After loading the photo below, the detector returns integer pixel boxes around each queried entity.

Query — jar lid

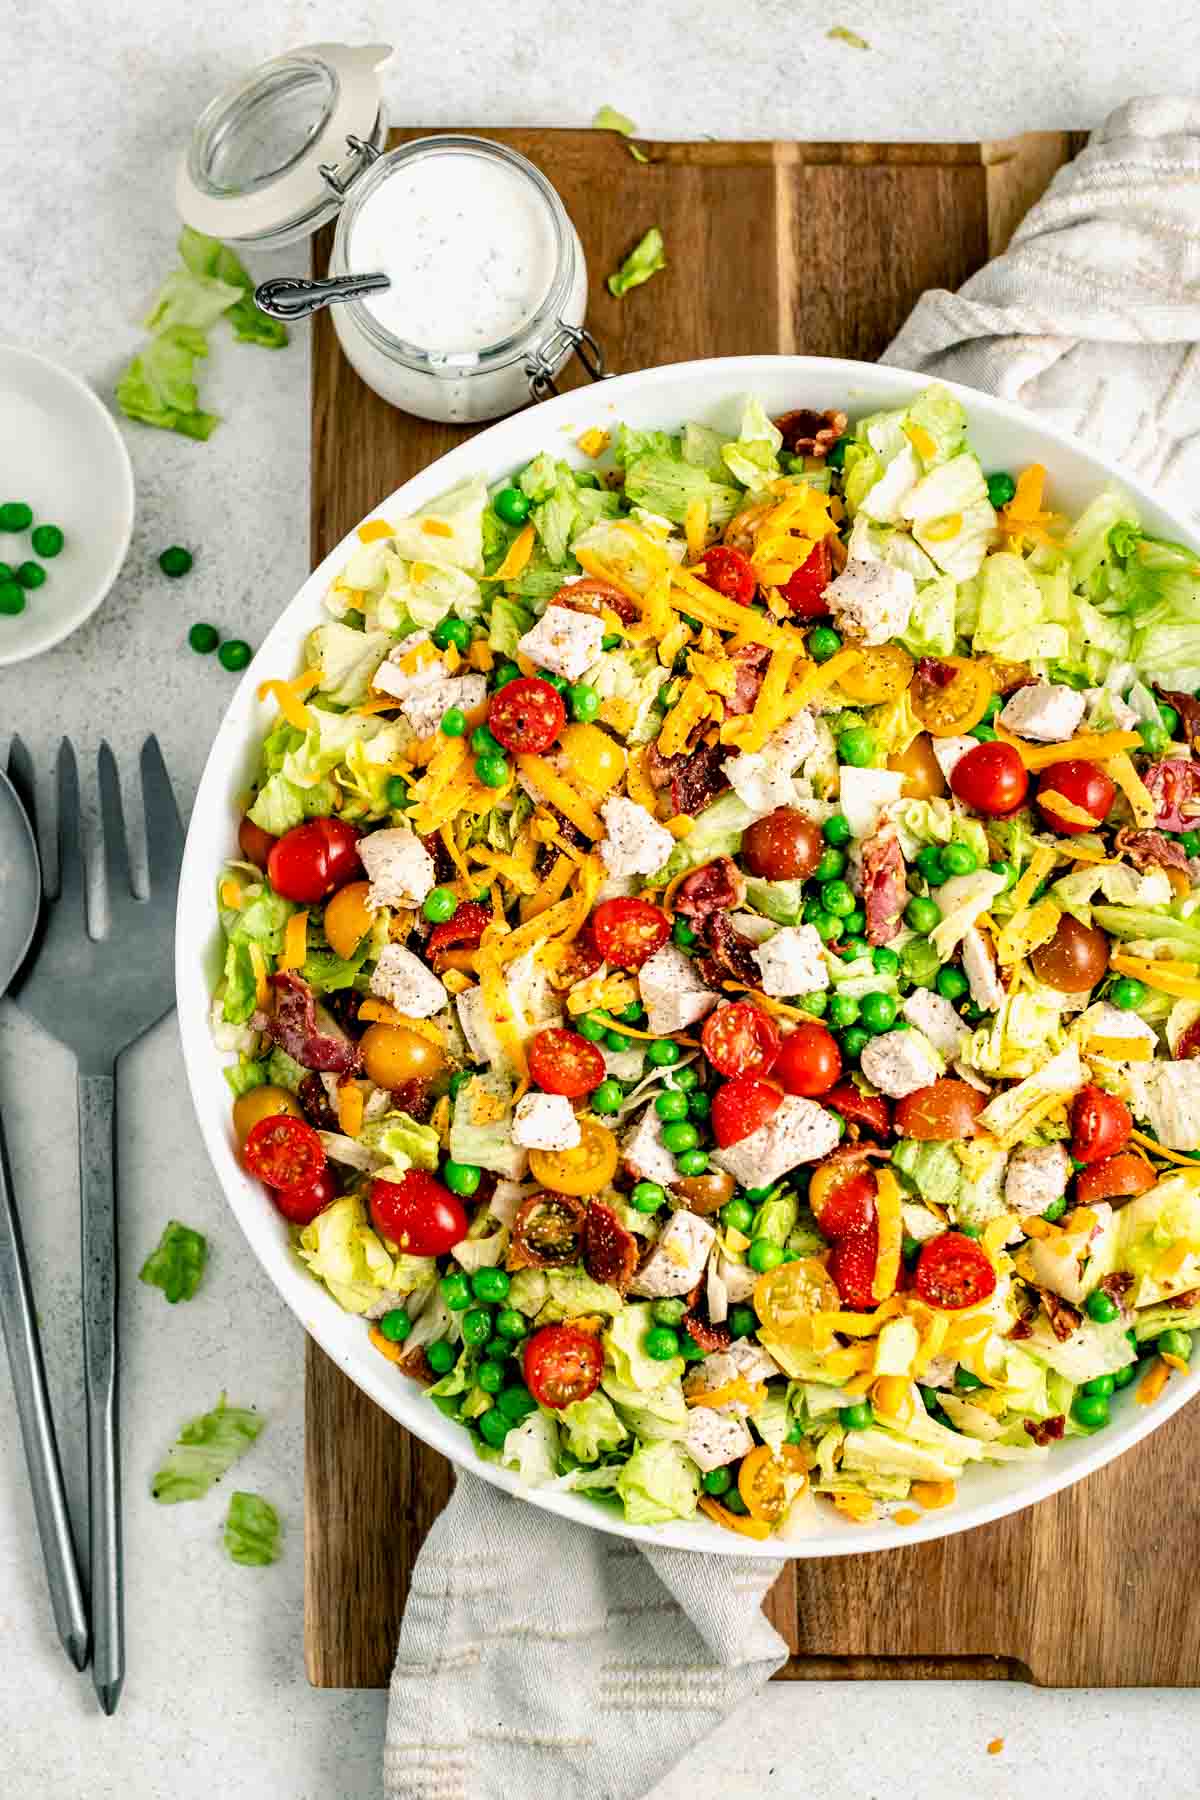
[176,42,392,248]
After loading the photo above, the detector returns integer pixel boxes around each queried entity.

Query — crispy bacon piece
[1155,685,1200,754]
[549,805,589,852]
[507,1191,587,1271]
[914,656,957,690]
[1024,1414,1066,1446]
[1008,1316,1034,1341]
[296,1072,338,1133]
[1115,828,1191,895]
[583,1200,639,1294]
[861,826,907,946]
[674,856,746,924]
[725,643,772,716]
[647,740,729,816]
[1143,759,1200,832]
[388,1077,435,1122]
[547,935,604,993]
[268,971,363,1075]
[422,831,457,887]
[397,1346,436,1386]
[427,899,489,971]
[1099,1271,1135,1314]
[697,911,762,989]
[320,986,364,1037]
[682,1310,732,1354]
[773,407,847,458]
[1041,1291,1082,1342]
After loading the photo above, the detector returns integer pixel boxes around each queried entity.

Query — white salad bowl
[177,356,1200,1556]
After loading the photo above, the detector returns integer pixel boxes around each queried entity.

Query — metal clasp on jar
[318,134,382,197]
[526,323,609,400]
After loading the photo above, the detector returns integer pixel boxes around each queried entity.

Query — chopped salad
[213,384,1200,1540]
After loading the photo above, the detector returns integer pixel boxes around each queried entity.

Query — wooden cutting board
[307,127,1200,1691]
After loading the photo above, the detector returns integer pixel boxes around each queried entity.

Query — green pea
[728,1305,757,1339]
[568,683,600,722]
[1179,830,1200,857]
[970,723,997,743]
[986,471,1016,508]
[440,706,468,737]
[493,486,530,526]
[811,910,843,944]
[601,632,622,651]
[841,1027,870,1060]
[842,908,866,937]
[838,727,875,767]
[477,1359,505,1394]
[30,523,64,558]
[747,1238,783,1274]
[158,544,193,577]
[941,841,977,878]
[723,1489,750,1515]
[655,1089,689,1122]
[744,1186,775,1203]
[439,1271,473,1311]
[16,560,45,590]
[426,1339,456,1375]
[461,1307,494,1349]
[915,845,946,886]
[821,879,856,918]
[1112,1360,1138,1390]
[902,1236,921,1269]
[471,724,501,755]
[720,1197,754,1233]
[936,967,969,1001]
[471,1267,509,1305]
[1138,720,1169,757]
[799,991,829,1016]
[478,1406,511,1448]
[443,1160,481,1198]
[604,1029,629,1053]
[675,1147,710,1175]
[1042,1194,1068,1222]
[1157,1328,1192,1362]
[644,1325,681,1361]
[188,622,219,654]
[872,946,900,976]
[672,919,697,947]
[702,1466,733,1496]
[662,1120,700,1153]
[1109,976,1147,1011]
[475,753,509,788]
[1071,1393,1110,1431]
[859,991,897,1033]
[808,625,842,662]
[828,993,860,1029]
[905,894,942,934]
[448,1070,473,1102]
[218,639,252,672]
[386,774,410,809]
[497,1384,537,1422]
[1082,1373,1115,1397]
[491,659,520,690]
[687,1090,711,1121]
[431,617,469,654]
[680,1334,706,1362]
[958,1223,982,1239]
[578,1012,608,1042]
[823,813,852,848]
[1158,702,1180,740]
[989,860,1018,891]
[495,1308,528,1340]
[378,1307,411,1343]
[672,1066,700,1092]
[652,1297,687,1327]
[619,1002,645,1026]
[590,1078,623,1114]
[646,1038,680,1066]
[813,845,847,882]
[422,887,456,924]
[954,1366,983,1390]
[541,671,570,694]
[840,1401,873,1430]
[485,1336,512,1361]
[1085,1289,1119,1324]
[632,1183,667,1221]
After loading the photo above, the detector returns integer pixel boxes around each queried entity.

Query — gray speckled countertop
[3,4,1200,1795]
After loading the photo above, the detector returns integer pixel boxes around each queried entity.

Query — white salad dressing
[348,152,560,351]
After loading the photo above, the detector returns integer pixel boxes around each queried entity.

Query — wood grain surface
[303,127,1200,1695]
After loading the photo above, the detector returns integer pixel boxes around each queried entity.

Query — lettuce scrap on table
[138,1220,208,1304]
[223,1491,282,1566]
[211,379,1200,1540]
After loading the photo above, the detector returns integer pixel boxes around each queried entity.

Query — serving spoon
[0,766,89,1671]
[254,271,391,321]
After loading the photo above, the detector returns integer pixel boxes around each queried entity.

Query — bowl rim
[0,342,135,667]
[175,353,1200,1557]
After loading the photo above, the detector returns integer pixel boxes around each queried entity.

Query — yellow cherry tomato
[360,1022,446,1089]
[232,1084,304,1146]
[752,1257,841,1341]
[888,731,945,799]
[528,1119,619,1196]
[324,880,374,960]
[737,1443,809,1524]
[910,655,994,737]
[557,723,626,800]
[836,643,914,705]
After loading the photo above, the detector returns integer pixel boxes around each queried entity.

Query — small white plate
[0,344,134,665]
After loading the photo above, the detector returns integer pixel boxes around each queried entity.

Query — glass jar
[176,44,605,423]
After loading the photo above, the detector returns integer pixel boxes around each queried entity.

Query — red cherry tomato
[741,808,824,880]
[238,813,276,869]
[369,1170,468,1255]
[267,817,362,903]
[914,1232,997,1311]
[701,1001,782,1079]
[812,1169,877,1243]
[1074,1149,1157,1207]
[243,1115,327,1190]
[527,1027,605,1098]
[523,1323,605,1409]
[271,1164,337,1226]
[772,1023,842,1098]
[695,544,756,606]
[426,898,489,961]
[950,741,1029,817]
[1070,1083,1132,1166]
[1177,1018,1200,1060]
[828,1224,880,1311]
[589,896,670,970]
[711,1076,782,1147]
[824,1083,891,1139]
[487,676,566,754]
[1035,760,1117,837]
[780,539,832,618]
[894,1079,986,1142]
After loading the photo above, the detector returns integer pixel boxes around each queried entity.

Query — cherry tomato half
[1035,760,1117,837]
[838,644,915,706]
[914,1232,997,1311]
[243,1115,326,1191]
[828,1225,880,1311]
[487,676,566,754]
[271,1164,337,1226]
[711,1076,782,1147]
[1074,1149,1157,1207]
[369,1170,468,1255]
[695,544,756,606]
[741,808,824,881]
[773,1023,842,1099]
[911,656,994,737]
[1178,1018,1200,1060]
[894,1079,986,1142]
[824,1083,891,1139]
[1070,1083,1132,1166]
[590,896,670,970]
[267,817,362,904]
[702,1001,782,1079]
[238,813,277,869]
[950,741,1029,817]
[527,1027,605,1098]
[523,1323,604,1409]
[1030,914,1110,994]
[810,1154,877,1241]
[780,539,831,617]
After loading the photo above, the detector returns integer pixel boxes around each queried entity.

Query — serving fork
[7,736,183,1715]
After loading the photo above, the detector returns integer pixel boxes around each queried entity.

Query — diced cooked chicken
[369,944,447,1017]
[712,1095,841,1189]
[621,1104,680,1188]
[728,1339,782,1384]
[823,557,916,646]
[370,632,439,702]
[511,1092,580,1151]
[1005,1142,1071,1217]
[960,926,1005,1013]
[753,924,829,998]
[599,796,675,879]
[999,682,1086,744]
[516,604,605,683]
[838,766,906,839]
[683,1407,755,1472]
[901,989,966,1060]
[358,827,436,911]
[629,1209,716,1298]
[717,1252,757,1304]
[1078,1001,1159,1063]
[637,943,720,1036]
[859,1028,943,1099]
[931,735,976,785]
[400,672,488,738]
[722,711,820,818]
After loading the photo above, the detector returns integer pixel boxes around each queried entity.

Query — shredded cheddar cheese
[484,523,535,581]
[278,910,309,972]
[1112,953,1200,1002]
[1138,1358,1171,1405]
[220,879,243,910]
[257,670,321,731]
[872,1170,904,1302]
[996,728,1142,772]
[684,497,709,563]
[515,753,603,839]
[357,519,393,544]
[336,1080,365,1137]
[576,427,610,458]
[248,943,269,1010]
